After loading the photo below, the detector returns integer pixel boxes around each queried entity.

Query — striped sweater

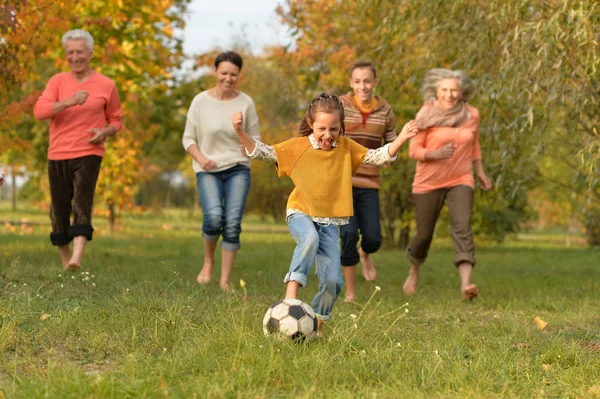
[340,92,397,189]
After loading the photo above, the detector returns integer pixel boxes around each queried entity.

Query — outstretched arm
[387,120,419,157]
[364,120,419,165]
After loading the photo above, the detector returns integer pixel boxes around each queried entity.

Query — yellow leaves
[40,313,52,320]
[533,316,548,330]
[121,40,135,57]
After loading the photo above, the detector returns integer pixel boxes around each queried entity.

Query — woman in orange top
[403,68,492,300]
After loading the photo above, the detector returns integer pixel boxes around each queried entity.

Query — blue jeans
[285,213,343,321]
[196,164,251,252]
[340,188,382,266]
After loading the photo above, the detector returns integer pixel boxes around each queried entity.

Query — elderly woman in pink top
[34,29,122,271]
[403,68,491,300]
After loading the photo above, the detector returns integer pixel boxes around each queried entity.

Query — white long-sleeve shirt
[182,90,260,173]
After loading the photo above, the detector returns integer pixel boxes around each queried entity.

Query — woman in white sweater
[182,51,260,291]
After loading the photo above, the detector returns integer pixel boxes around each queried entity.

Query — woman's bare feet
[402,264,419,295]
[359,248,376,281]
[197,263,213,284]
[461,284,479,301]
[458,262,477,300]
[343,295,356,303]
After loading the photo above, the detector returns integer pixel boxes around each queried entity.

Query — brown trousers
[48,155,102,246]
[406,185,475,267]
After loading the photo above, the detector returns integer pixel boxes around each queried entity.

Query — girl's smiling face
[309,111,342,150]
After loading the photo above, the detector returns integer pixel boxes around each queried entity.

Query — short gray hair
[61,29,94,52]
[422,68,474,103]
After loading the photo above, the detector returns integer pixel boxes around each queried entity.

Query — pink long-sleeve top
[33,71,122,160]
[409,104,482,194]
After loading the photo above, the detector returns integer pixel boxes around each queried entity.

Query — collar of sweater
[308,134,338,149]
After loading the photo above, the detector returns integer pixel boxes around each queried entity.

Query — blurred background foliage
[1,0,598,245]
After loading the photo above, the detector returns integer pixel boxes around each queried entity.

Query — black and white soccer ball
[262,299,318,342]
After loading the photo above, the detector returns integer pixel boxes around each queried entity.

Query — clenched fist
[70,90,89,106]
[231,112,243,134]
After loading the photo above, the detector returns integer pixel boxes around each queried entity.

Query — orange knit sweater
[273,136,368,218]
[409,104,482,193]
[33,72,122,160]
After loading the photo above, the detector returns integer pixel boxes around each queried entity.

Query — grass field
[1,203,599,398]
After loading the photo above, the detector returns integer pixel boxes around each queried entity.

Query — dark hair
[298,93,346,137]
[214,51,243,70]
[350,61,376,79]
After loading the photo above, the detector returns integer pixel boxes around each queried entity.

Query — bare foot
[344,295,355,303]
[403,264,419,295]
[58,246,70,269]
[461,284,479,301]
[359,248,376,281]
[219,281,230,292]
[65,263,81,272]
[196,264,213,285]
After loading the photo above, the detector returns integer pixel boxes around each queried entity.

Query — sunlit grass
[1,204,599,398]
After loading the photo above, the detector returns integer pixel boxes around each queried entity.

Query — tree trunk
[398,225,410,249]
[108,202,116,235]
[10,165,16,211]
[164,178,172,209]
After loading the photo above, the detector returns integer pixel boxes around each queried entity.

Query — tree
[0,0,192,231]
[275,0,599,245]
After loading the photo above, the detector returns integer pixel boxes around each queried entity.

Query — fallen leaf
[542,364,552,371]
[533,316,548,330]
[40,313,51,320]
[584,342,600,352]
[514,342,531,349]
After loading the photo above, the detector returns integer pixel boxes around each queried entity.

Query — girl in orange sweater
[232,93,418,329]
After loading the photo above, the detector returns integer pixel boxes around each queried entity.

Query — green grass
[1,204,600,398]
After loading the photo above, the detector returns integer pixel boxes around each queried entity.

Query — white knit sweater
[182,90,260,173]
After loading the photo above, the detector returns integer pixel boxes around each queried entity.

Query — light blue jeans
[285,213,343,321]
[196,164,251,252]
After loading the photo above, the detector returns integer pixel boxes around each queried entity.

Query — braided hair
[298,93,346,137]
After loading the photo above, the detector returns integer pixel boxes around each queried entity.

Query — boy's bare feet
[359,248,376,281]
[344,295,355,303]
[461,284,479,301]
[403,264,419,295]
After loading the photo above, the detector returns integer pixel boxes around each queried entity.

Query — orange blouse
[409,104,482,193]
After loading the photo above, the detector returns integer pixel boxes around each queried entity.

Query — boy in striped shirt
[339,61,397,302]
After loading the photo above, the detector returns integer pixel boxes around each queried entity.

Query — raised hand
[400,120,419,139]
[437,142,456,159]
[71,90,89,106]
[231,111,243,134]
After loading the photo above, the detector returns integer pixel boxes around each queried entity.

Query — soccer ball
[262,299,318,342]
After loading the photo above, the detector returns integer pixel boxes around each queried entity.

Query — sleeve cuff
[383,143,398,161]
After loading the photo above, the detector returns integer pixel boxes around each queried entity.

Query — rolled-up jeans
[196,164,251,252]
[285,213,343,321]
